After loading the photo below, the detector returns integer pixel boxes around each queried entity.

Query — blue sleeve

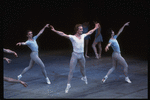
[113,35,117,39]
[109,39,112,43]
[33,36,38,40]
[25,41,29,45]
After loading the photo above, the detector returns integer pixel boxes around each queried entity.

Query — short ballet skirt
[95,33,103,42]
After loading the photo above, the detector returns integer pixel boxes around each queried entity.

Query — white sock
[19,74,22,77]
[125,76,129,79]
[67,83,70,86]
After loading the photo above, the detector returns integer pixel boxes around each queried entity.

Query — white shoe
[46,77,51,84]
[102,75,108,83]
[81,76,88,84]
[17,74,22,80]
[65,84,71,93]
[125,77,131,83]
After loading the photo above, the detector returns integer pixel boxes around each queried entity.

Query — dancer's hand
[50,25,55,31]
[124,22,130,26]
[14,52,18,57]
[16,42,21,46]
[105,46,109,52]
[4,57,12,63]
[45,24,49,28]
[20,81,28,87]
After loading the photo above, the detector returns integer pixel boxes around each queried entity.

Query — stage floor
[3,50,148,99]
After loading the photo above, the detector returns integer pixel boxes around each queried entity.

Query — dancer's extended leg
[18,59,35,80]
[116,53,131,83]
[102,52,118,83]
[78,55,88,84]
[67,52,78,84]
[98,42,102,58]
[65,52,77,93]
[31,52,51,84]
[92,41,99,59]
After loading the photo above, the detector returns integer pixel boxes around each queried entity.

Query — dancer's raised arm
[50,25,69,39]
[86,23,100,36]
[36,24,49,38]
[116,22,130,37]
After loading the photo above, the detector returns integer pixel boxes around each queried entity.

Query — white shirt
[69,34,87,53]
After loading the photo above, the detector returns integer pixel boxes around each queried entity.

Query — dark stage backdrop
[2,0,149,60]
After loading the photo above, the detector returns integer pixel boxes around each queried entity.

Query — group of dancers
[3,21,131,93]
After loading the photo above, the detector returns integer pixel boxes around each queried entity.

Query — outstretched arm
[4,77,28,87]
[86,23,100,36]
[3,48,18,57]
[36,24,49,37]
[16,42,26,46]
[116,22,130,37]
[105,43,112,52]
[50,25,69,39]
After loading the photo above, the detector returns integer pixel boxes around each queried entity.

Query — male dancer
[50,23,99,93]
[16,24,51,84]
[92,21,103,59]
[102,22,131,83]
[3,48,28,87]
